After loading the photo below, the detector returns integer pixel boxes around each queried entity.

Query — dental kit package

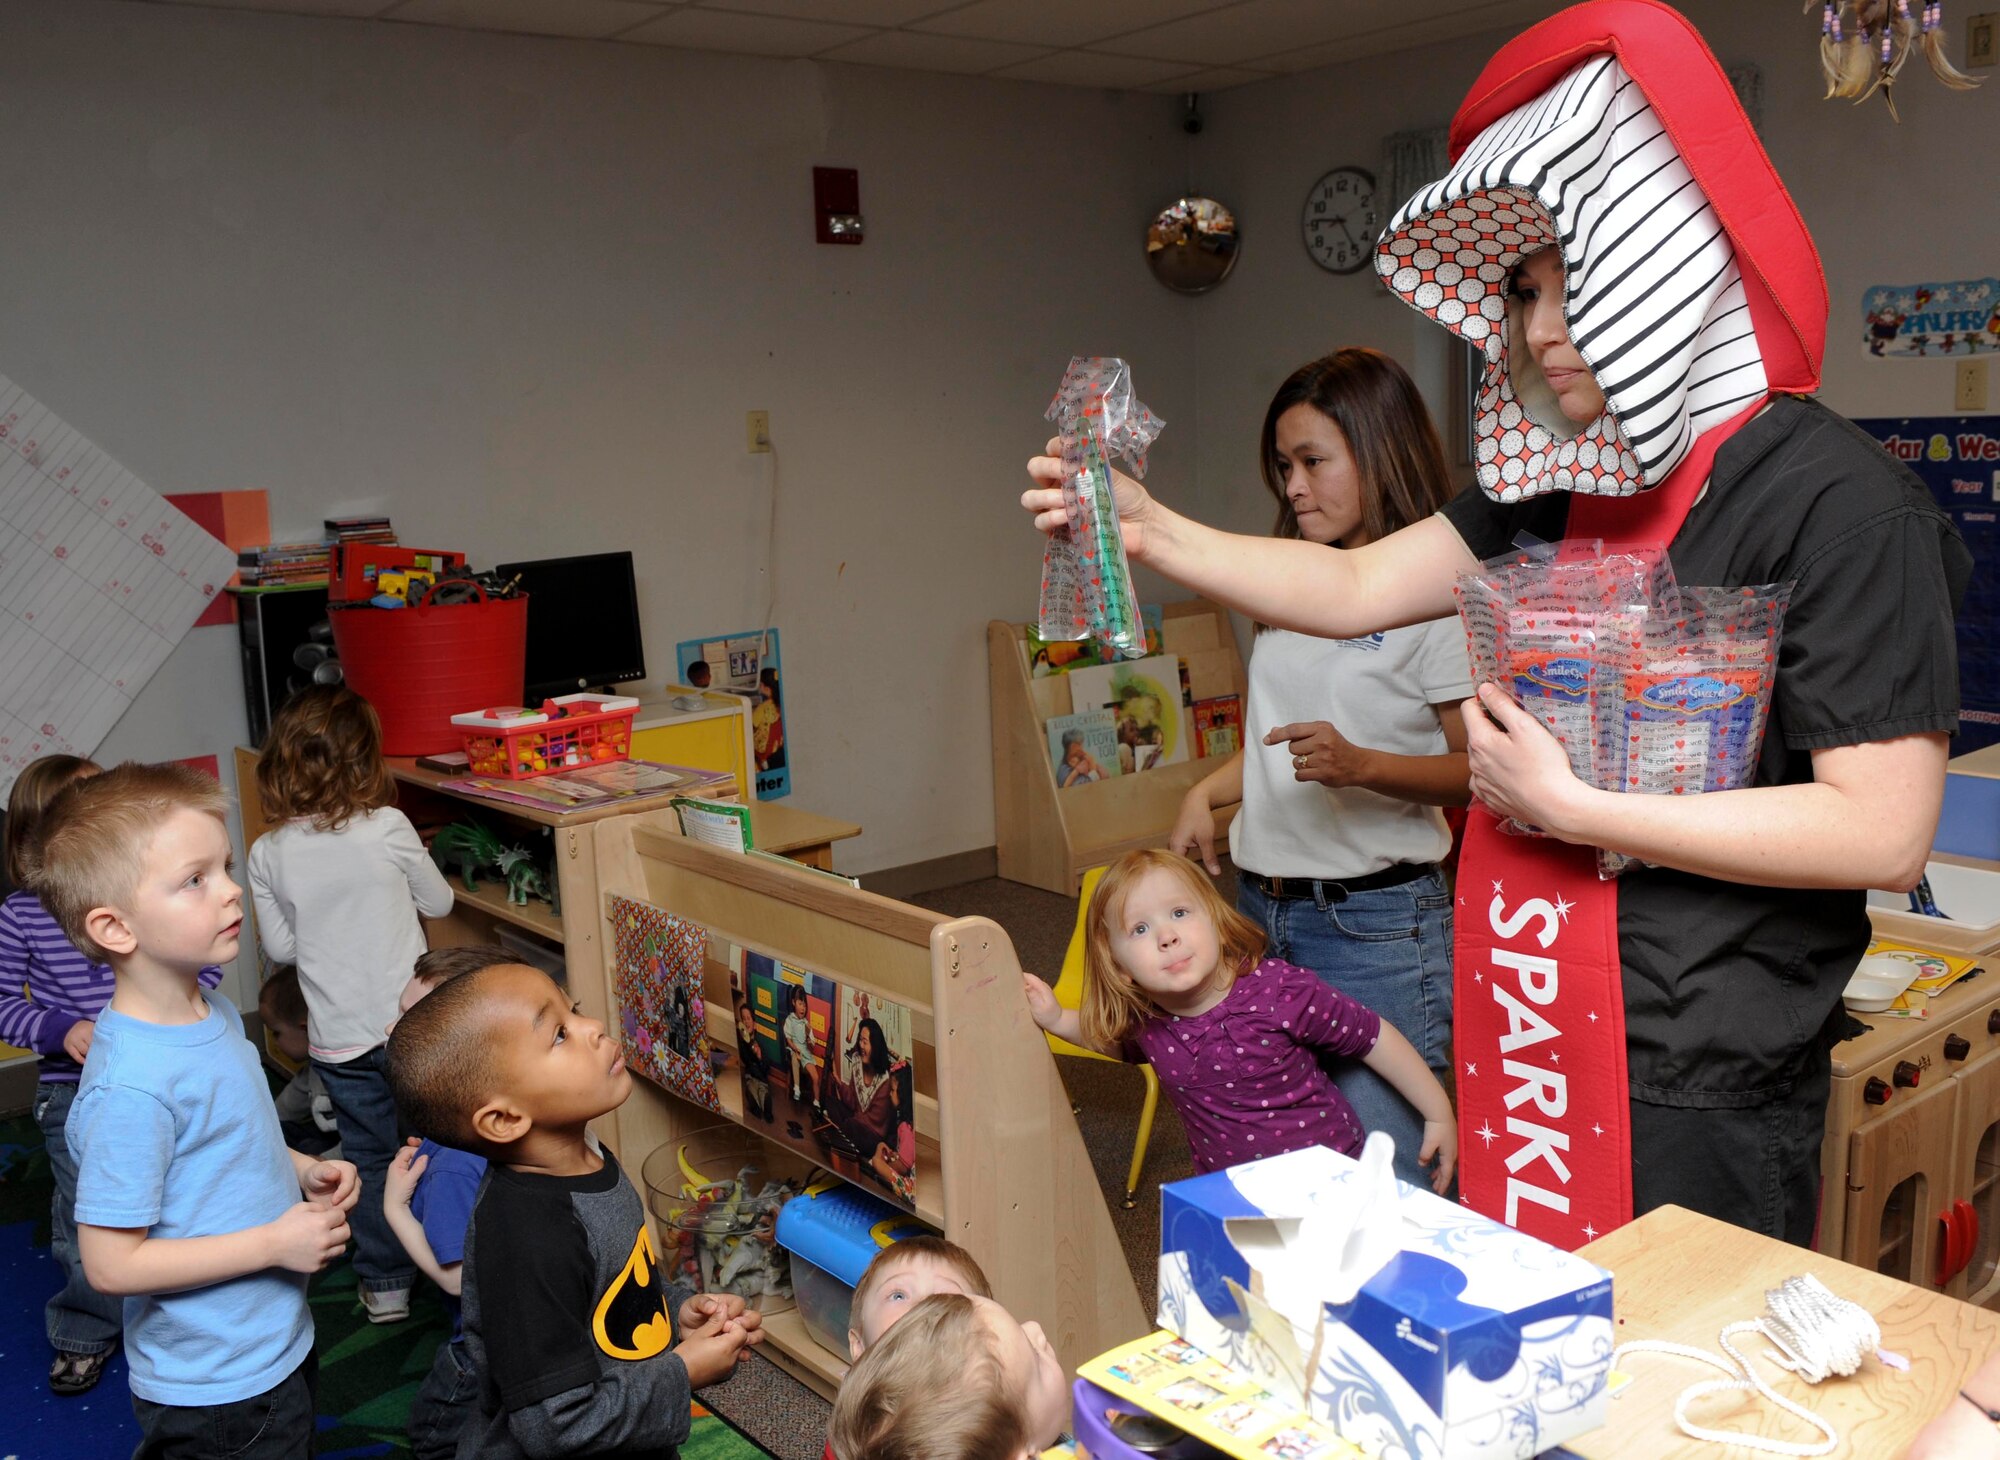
[1454,541,1789,878]
[1038,357,1164,661]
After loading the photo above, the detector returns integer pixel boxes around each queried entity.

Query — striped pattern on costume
[1376,54,1768,504]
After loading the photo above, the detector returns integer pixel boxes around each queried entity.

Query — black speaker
[237,587,339,747]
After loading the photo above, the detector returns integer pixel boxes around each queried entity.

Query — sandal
[49,1348,112,1396]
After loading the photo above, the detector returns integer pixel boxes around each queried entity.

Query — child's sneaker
[360,1286,411,1324]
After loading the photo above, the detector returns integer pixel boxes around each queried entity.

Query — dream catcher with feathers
[1813,1,1982,119]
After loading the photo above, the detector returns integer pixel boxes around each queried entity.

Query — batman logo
[592,1224,674,1361]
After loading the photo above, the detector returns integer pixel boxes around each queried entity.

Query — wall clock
[1302,166,1382,275]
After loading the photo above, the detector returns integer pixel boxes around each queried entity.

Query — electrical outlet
[746,410,771,454]
[1958,359,1991,413]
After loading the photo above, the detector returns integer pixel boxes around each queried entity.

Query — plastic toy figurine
[429,820,506,891]
[496,847,559,914]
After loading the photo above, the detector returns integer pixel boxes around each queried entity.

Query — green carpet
[2,1110,773,1458]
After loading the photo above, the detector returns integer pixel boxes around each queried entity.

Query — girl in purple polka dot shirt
[1026,850,1457,1192]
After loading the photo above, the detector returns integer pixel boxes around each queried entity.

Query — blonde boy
[829,1292,1071,1460]
[34,763,358,1457]
[846,1235,992,1359]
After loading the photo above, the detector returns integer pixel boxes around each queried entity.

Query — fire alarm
[814,166,863,245]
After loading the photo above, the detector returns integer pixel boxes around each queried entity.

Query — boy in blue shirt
[34,762,360,1457]
[382,944,515,1460]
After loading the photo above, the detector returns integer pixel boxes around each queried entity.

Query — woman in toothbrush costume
[1025,0,1968,1249]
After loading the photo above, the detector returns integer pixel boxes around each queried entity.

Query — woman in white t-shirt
[1170,348,1471,1189]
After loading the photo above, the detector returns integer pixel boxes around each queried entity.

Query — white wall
[0,0,1196,880]
[5,0,1993,894]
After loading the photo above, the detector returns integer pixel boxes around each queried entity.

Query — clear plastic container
[641,1125,799,1300]
[788,1250,856,1360]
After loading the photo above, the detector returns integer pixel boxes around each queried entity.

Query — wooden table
[1566,1206,2000,1458]
[741,801,862,870]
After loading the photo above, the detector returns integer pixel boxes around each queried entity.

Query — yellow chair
[1045,864,1161,1209]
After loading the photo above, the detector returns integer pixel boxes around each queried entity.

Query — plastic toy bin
[640,1125,798,1301]
[772,1177,936,1359]
[453,693,639,779]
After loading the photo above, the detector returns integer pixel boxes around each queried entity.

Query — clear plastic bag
[1454,537,1789,878]
[1038,357,1163,661]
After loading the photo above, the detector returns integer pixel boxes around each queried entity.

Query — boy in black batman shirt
[388,962,760,1457]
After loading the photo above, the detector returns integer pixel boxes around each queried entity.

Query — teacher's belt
[1241,862,1436,902]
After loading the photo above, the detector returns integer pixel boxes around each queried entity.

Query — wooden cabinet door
[1845,1078,1961,1292]
[1952,1047,2000,1307]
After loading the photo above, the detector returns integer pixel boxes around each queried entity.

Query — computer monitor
[496,551,647,704]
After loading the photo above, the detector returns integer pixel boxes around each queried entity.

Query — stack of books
[324,515,396,548]
[236,541,332,586]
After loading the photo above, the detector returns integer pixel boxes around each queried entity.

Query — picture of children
[783,983,819,1110]
[735,996,773,1124]
[1058,729,1106,788]
[867,1063,917,1203]
[754,667,785,773]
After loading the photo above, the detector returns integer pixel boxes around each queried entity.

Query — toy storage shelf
[988,597,1247,896]
[587,811,1146,1399]
[450,879,564,942]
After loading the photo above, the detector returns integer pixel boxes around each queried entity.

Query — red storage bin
[330,585,528,755]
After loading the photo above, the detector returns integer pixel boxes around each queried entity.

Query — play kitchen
[1829,750,2000,1305]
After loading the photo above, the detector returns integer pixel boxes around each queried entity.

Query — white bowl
[1843,953,1922,1012]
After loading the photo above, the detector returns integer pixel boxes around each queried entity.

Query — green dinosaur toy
[430,820,505,892]
[497,847,559,913]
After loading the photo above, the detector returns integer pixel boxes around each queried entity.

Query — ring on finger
[1293,753,1308,769]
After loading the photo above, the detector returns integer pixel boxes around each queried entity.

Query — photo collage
[606,892,921,1213]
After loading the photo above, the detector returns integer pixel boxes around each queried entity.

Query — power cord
[1612,1274,1883,1456]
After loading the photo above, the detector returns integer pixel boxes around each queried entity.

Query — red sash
[1452,397,1767,1249]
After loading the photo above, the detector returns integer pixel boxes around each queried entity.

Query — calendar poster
[0,375,236,798]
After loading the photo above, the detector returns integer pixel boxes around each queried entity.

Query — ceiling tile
[914,0,1229,49]
[155,0,404,15]
[814,29,1054,75]
[1091,0,1351,66]
[989,50,1201,89]
[620,8,870,54]
[1243,0,1561,71]
[1135,65,1274,94]
[686,0,956,25]
[386,0,671,40]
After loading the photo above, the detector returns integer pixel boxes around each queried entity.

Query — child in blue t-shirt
[34,763,359,1455]
[382,946,514,1460]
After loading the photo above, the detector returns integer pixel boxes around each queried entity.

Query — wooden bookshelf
[587,811,1147,1396]
[988,598,1247,896]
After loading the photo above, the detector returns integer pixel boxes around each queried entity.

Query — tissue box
[1157,1145,1612,1460]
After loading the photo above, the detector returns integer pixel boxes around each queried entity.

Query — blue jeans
[311,1049,412,1296]
[1237,868,1455,1192]
[408,1337,479,1460]
[33,1078,124,1356]
[132,1350,316,1459]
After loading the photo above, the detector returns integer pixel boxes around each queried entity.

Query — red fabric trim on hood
[1447,0,1826,395]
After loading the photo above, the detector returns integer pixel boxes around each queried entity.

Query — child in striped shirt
[0,755,219,1395]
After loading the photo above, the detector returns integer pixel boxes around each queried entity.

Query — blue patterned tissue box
[1157,1145,1613,1460]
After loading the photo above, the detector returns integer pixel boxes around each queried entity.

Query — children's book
[1192,695,1243,758]
[608,895,721,1112]
[1046,710,1121,789]
[1067,656,1189,771]
[674,796,753,853]
[1079,1331,1363,1460]
[1864,937,1983,1017]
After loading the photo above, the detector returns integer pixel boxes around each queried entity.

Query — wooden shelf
[755,1306,849,1399]
[592,809,1146,1388]
[989,598,1247,896]
[446,877,564,941]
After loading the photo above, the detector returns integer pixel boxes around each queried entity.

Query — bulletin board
[1854,416,2000,752]
[0,375,236,797]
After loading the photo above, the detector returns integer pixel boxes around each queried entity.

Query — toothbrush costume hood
[1377,3,1850,1250]
[1377,0,1826,508]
